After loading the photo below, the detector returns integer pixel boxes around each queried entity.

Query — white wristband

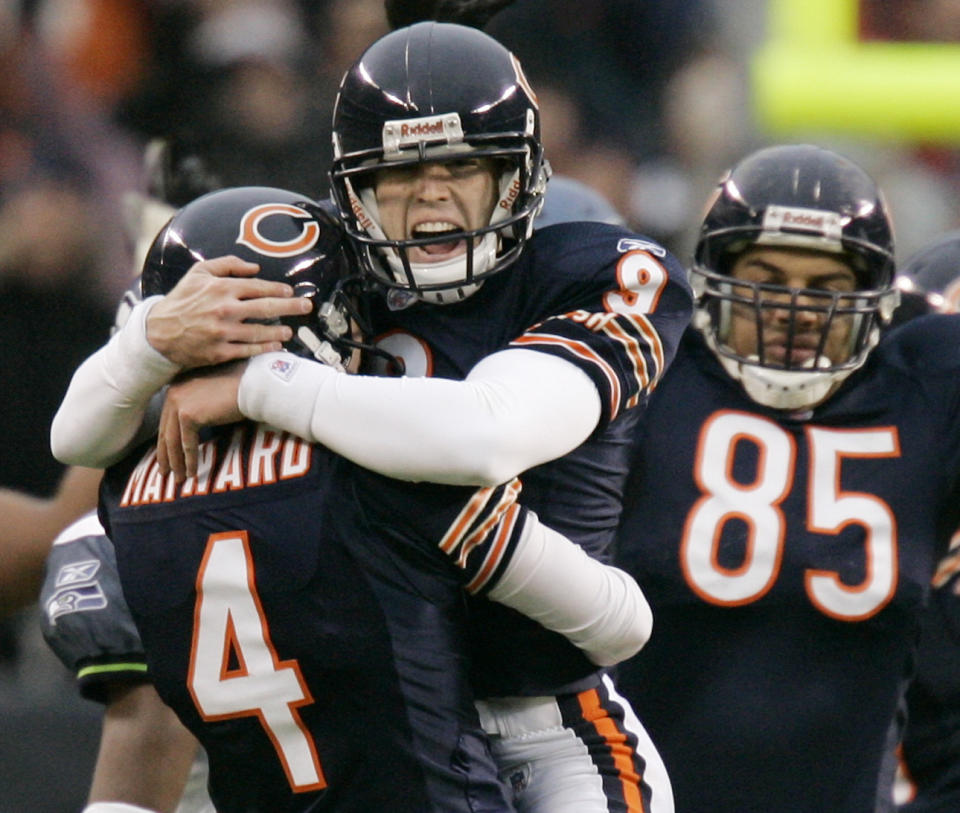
[83,803,159,813]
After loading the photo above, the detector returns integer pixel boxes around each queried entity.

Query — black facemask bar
[330,140,544,294]
[299,273,406,375]
[692,263,897,373]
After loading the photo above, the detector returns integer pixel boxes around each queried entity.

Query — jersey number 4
[188,530,326,792]
[682,412,900,621]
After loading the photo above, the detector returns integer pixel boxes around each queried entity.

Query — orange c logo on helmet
[237,203,321,257]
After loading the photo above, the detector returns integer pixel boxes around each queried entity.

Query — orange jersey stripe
[570,308,660,393]
[578,688,646,813]
[604,316,653,391]
[631,313,664,378]
[511,333,622,420]
[439,486,496,554]
[455,480,522,568]
[522,307,664,400]
[933,551,960,587]
[465,503,521,594]
[933,529,960,587]
[567,309,653,395]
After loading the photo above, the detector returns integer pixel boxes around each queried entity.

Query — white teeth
[414,221,460,233]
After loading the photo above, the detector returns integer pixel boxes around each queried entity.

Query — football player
[42,172,633,813]
[884,232,960,813]
[40,167,633,813]
[52,23,691,813]
[53,184,655,812]
[613,144,960,812]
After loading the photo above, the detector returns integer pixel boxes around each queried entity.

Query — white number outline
[604,250,669,315]
[804,425,900,620]
[681,411,900,620]
[681,411,794,606]
[188,530,326,792]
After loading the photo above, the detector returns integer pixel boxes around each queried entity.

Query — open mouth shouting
[409,220,469,263]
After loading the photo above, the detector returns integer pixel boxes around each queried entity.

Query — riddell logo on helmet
[762,205,843,240]
[347,190,374,231]
[783,211,827,228]
[499,177,522,210]
[400,120,444,138]
[383,114,464,155]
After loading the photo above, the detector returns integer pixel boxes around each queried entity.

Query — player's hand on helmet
[157,362,245,482]
[146,255,311,368]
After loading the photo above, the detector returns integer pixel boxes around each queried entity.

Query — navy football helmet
[897,229,960,314]
[141,186,368,370]
[329,22,547,303]
[692,144,899,409]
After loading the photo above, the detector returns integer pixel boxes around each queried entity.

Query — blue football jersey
[615,315,960,813]
[367,222,692,697]
[100,420,557,812]
[896,532,960,813]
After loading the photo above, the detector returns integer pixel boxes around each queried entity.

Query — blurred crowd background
[2,0,960,809]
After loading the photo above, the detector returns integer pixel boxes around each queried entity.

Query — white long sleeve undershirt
[237,348,601,485]
[50,296,179,468]
[488,512,652,667]
[49,297,602,486]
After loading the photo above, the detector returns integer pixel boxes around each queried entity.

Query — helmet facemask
[693,235,899,410]
[693,262,898,410]
[691,146,899,411]
[283,272,371,372]
[332,112,545,305]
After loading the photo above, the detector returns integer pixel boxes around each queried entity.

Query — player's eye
[446,158,489,178]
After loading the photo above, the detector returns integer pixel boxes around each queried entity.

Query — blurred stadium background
[2,1,959,809]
